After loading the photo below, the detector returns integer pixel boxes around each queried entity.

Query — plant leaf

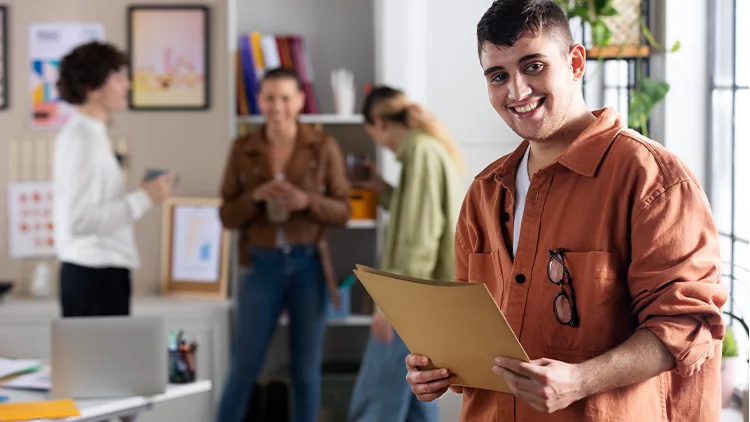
[568,4,591,20]
[591,19,613,47]
[629,79,670,131]
[640,78,670,105]
[599,4,618,16]
[670,40,681,52]
[593,0,614,13]
[640,18,665,52]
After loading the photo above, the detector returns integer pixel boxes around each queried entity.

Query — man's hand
[493,357,585,414]
[370,310,393,343]
[141,174,173,204]
[405,354,455,402]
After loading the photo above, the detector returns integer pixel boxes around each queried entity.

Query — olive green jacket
[379,130,464,282]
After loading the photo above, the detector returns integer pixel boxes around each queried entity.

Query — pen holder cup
[168,344,197,384]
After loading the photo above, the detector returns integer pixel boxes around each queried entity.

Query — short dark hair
[260,67,303,91]
[476,0,574,58]
[57,41,129,105]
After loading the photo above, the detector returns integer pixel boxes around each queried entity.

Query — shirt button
[501,212,510,222]
[515,274,526,284]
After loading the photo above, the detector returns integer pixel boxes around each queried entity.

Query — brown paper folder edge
[353,264,531,365]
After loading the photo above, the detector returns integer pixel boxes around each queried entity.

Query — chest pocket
[468,251,504,308]
[537,251,633,361]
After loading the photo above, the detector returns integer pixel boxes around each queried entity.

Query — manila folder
[353,265,529,394]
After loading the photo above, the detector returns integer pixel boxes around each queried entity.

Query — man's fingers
[496,366,542,395]
[407,368,450,384]
[415,386,450,402]
[518,361,551,382]
[406,354,430,369]
[496,357,548,381]
[412,376,455,396]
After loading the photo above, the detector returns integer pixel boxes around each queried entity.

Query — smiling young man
[403,1,727,421]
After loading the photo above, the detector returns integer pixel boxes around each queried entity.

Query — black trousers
[59,262,131,317]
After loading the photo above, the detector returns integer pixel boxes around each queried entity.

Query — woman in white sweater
[53,41,172,317]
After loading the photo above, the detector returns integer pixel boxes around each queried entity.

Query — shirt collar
[73,111,108,134]
[395,130,422,162]
[477,107,625,182]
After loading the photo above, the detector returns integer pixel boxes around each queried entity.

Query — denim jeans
[347,332,439,422]
[216,245,329,422]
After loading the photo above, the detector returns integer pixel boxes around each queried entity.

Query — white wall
[653,0,710,188]
[376,0,519,190]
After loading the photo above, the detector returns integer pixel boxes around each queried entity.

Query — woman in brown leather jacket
[216,68,351,422]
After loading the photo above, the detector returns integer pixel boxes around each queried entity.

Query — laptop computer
[51,316,167,399]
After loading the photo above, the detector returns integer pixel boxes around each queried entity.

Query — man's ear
[569,44,586,81]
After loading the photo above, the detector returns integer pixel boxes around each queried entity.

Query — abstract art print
[29,23,105,129]
[128,5,210,110]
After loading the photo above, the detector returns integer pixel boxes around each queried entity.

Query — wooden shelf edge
[587,45,650,60]
[238,114,365,125]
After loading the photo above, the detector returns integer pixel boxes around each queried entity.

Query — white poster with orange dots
[7,181,55,258]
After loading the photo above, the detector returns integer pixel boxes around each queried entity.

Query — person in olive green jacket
[347,86,465,422]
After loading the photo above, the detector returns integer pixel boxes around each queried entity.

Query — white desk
[0,380,211,422]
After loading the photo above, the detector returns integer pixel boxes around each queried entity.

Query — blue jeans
[347,332,439,422]
[217,245,329,422]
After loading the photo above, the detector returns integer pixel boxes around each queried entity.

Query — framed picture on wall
[0,6,8,110]
[127,5,210,110]
[161,197,230,299]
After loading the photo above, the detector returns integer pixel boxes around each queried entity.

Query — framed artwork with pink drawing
[127,5,210,110]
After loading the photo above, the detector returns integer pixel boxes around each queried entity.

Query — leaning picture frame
[161,197,230,299]
[127,5,210,110]
[0,6,8,110]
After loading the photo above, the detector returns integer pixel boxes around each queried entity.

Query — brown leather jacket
[218,123,351,305]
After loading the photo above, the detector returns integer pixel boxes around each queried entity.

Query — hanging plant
[555,0,680,136]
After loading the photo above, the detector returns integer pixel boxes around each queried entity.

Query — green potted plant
[722,325,739,407]
[555,0,679,136]
[722,311,748,409]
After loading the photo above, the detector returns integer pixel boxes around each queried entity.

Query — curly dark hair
[57,41,129,105]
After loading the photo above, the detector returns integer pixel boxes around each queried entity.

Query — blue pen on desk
[0,395,9,403]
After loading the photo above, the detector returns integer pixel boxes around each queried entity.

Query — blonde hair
[363,87,465,170]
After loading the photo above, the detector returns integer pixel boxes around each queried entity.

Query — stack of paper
[0,358,42,380]
[2,370,51,391]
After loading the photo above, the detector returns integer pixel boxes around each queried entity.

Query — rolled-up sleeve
[628,180,728,377]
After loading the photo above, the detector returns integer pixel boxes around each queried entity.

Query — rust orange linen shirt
[453,108,727,421]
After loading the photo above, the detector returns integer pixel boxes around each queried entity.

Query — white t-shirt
[513,146,531,257]
[53,112,153,270]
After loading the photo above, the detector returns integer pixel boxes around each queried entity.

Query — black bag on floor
[244,381,289,422]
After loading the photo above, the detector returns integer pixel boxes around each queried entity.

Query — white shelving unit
[238,114,365,125]
[346,219,377,229]
[229,5,382,420]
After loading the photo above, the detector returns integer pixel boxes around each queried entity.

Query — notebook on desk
[353,264,529,394]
